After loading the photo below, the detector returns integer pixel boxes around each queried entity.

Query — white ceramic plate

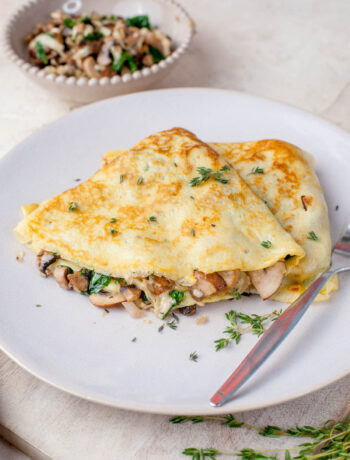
[1,88,349,415]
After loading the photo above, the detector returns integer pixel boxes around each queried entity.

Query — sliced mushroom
[218,270,241,289]
[97,37,115,66]
[89,292,125,308]
[122,301,145,318]
[248,261,286,300]
[195,271,226,291]
[120,287,141,302]
[36,249,57,276]
[142,54,154,67]
[179,305,197,316]
[189,271,227,301]
[53,266,71,290]
[82,56,100,78]
[150,276,174,295]
[67,271,89,293]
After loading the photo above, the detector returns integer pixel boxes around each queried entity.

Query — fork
[210,226,350,407]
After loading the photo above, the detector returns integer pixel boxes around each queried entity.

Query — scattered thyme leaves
[110,228,118,235]
[189,351,199,362]
[232,289,241,300]
[190,166,229,186]
[250,166,264,174]
[176,416,350,460]
[261,240,272,248]
[214,309,283,351]
[68,201,78,211]
[148,216,157,222]
[213,171,229,184]
[307,231,319,241]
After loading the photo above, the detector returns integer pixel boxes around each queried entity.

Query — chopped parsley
[189,351,198,362]
[125,14,150,29]
[148,216,157,222]
[88,272,111,294]
[162,290,185,319]
[83,32,103,41]
[110,228,118,235]
[68,201,78,211]
[80,16,92,24]
[261,240,272,248]
[137,177,144,185]
[190,229,195,237]
[57,264,73,274]
[63,18,77,28]
[149,45,165,64]
[250,166,264,174]
[232,290,241,300]
[112,51,138,74]
[307,231,319,241]
[120,174,124,183]
[35,41,48,64]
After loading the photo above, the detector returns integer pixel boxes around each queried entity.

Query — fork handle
[210,270,335,407]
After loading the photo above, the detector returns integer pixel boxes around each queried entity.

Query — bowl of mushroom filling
[5,0,194,103]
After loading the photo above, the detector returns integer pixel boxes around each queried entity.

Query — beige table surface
[1,1,350,459]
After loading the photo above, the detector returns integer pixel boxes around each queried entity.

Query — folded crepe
[103,138,336,303]
[15,128,305,317]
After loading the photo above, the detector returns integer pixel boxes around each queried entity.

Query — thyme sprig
[170,415,350,460]
[190,166,230,187]
[214,309,282,351]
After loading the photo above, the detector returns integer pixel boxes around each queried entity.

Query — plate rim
[1,87,349,415]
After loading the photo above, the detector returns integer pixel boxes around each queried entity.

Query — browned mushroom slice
[248,261,286,300]
[89,292,126,308]
[82,56,100,78]
[179,305,197,316]
[189,271,226,301]
[120,287,141,302]
[36,249,57,276]
[122,301,145,318]
[53,266,71,290]
[67,271,89,293]
[218,270,241,289]
[150,276,174,295]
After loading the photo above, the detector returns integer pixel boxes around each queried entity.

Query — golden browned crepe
[15,128,305,317]
[103,139,336,302]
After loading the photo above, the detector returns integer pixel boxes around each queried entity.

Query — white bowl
[4,0,195,104]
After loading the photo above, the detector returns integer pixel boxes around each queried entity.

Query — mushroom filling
[25,10,173,79]
[38,249,287,316]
